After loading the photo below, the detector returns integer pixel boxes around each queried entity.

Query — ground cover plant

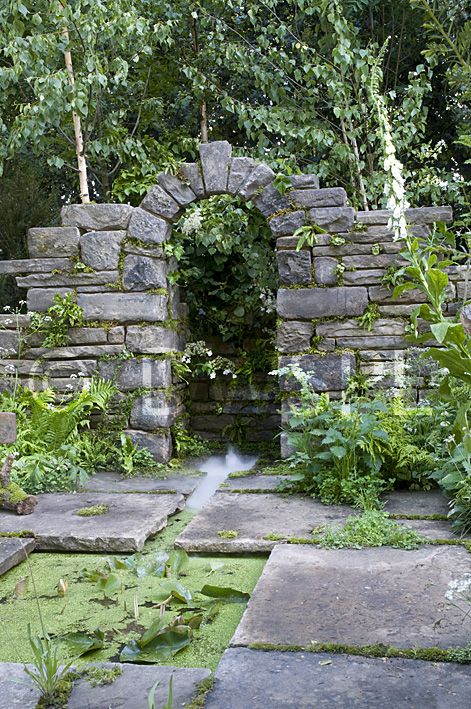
[0,513,265,672]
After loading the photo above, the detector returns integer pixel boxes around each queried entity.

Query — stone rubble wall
[0,141,456,461]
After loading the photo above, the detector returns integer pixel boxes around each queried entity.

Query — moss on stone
[0,482,29,505]
[75,504,109,517]
[83,665,123,687]
[217,530,239,539]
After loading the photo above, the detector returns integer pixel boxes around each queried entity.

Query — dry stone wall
[0,141,456,461]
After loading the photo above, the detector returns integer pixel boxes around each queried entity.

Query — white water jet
[186,446,257,511]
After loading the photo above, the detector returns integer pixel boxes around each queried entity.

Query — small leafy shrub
[24,627,74,707]
[431,433,471,534]
[31,293,84,348]
[319,510,425,549]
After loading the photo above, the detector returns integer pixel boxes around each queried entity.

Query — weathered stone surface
[123,242,164,259]
[122,254,167,291]
[140,185,180,220]
[227,157,257,194]
[316,319,405,337]
[368,285,428,304]
[269,210,305,237]
[276,321,313,353]
[382,491,448,518]
[252,182,291,217]
[199,140,232,194]
[64,327,108,345]
[130,392,179,429]
[209,382,277,402]
[232,544,471,649]
[0,257,71,275]
[223,475,284,492]
[85,471,201,496]
[342,254,404,269]
[17,270,118,288]
[396,519,469,541]
[126,326,182,353]
[175,493,353,552]
[68,663,210,709]
[0,493,184,551]
[61,204,132,230]
[0,412,17,444]
[356,209,395,225]
[292,187,346,208]
[0,538,35,576]
[180,162,205,197]
[238,164,275,200]
[0,662,42,708]
[335,336,408,350]
[277,287,368,319]
[276,250,311,285]
[25,344,122,360]
[357,206,453,226]
[79,230,126,270]
[42,359,97,377]
[343,269,385,285]
[312,241,403,257]
[27,287,73,312]
[310,206,354,232]
[206,648,471,709]
[99,357,172,390]
[0,330,19,357]
[313,256,338,286]
[127,207,171,244]
[289,174,320,189]
[125,429,173,463]
[27,226,81,258]
[157,172,197,206]
[77,292,167,322]
[278,353,355,391]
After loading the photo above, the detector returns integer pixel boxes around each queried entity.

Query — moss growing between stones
[75,504,109,517]
[83,665,123,687]
[185,677,215,709]
[0,482,28,505]
[35,671,78,709]
[217,530,239,539]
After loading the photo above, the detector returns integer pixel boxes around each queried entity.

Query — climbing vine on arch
[166,194,278,347]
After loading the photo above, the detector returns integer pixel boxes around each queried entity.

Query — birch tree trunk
[62,26,90,203]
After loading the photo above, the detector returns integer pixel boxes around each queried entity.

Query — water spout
[186,446,257,511]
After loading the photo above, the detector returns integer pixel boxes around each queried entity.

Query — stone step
[0,538,35,577]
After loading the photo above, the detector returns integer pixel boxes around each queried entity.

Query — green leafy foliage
[24,626,74,706]
[319,510,425,549]
[30,293,84,348]
[168,195,277,344]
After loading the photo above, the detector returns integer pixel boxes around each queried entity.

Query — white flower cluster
[382,127,410,241]
[181,208,203,235]
[445,573,471,601]
[259,288,276,314]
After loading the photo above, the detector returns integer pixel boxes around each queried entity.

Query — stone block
[336,335,408,349]
[252,182,291,217]
[126,326,182,353]
[238,163,275,199]
[17,270,118,288]
[0,330,19,357]
[0,412,16,444]
[123,242,164,258]
[107,326,125,344]
[227,157,257,194]
[276,250,311,285]
[191,414,235,432]
[130,392,179,429]
[79,230,126,270]
[43,360,97,377]
[312,241,403,257]
[199,140,232,194]
[269,210,305,237]
[0,538,35,577]
[316,318,405,337]
[276,321,313,353]
[26,345,122,360]
[27,287,73,312]
[118,358,172,390]
[127,207,171,244]
[0,257,71,275]
[343,269,385,285]
[278,353,355,391]
[77,292,167,322]
[313,256,338,285]
[122,255,167,291]
[357,206,453,226]
[157,172,197,206]
[291,187,346,208]
[209,382,276,401]
[27,226,80,258]
[140,185,180,220]
[61,204,132,230]
[289,174,320,189]
[180,162,205,198]
[310,206,355,232]
[368,285,427,304]
[66,327,108,345]
[342,254,404,269]
[277,287,368,319]
[356,209,394,225]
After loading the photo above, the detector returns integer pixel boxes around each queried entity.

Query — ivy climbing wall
[0,141,458,462]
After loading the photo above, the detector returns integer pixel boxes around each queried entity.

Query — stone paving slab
[0,538,36,577]
[84,471,202,496]
[222,475,284,491]
[0,662,40,709]
[68,663,210,708]
[0,493,184,552]
[205,648,471,709]
[175,493,354,552]
[231,545,470,649]
[396,518,470,540]
[383,490,449,516]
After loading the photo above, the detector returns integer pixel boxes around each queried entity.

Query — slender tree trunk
[190,16,209,143]
[62,26,90,203]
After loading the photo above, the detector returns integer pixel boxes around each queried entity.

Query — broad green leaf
[58,628,104,657]
[199,585,250,603]
[120,627,191,663]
